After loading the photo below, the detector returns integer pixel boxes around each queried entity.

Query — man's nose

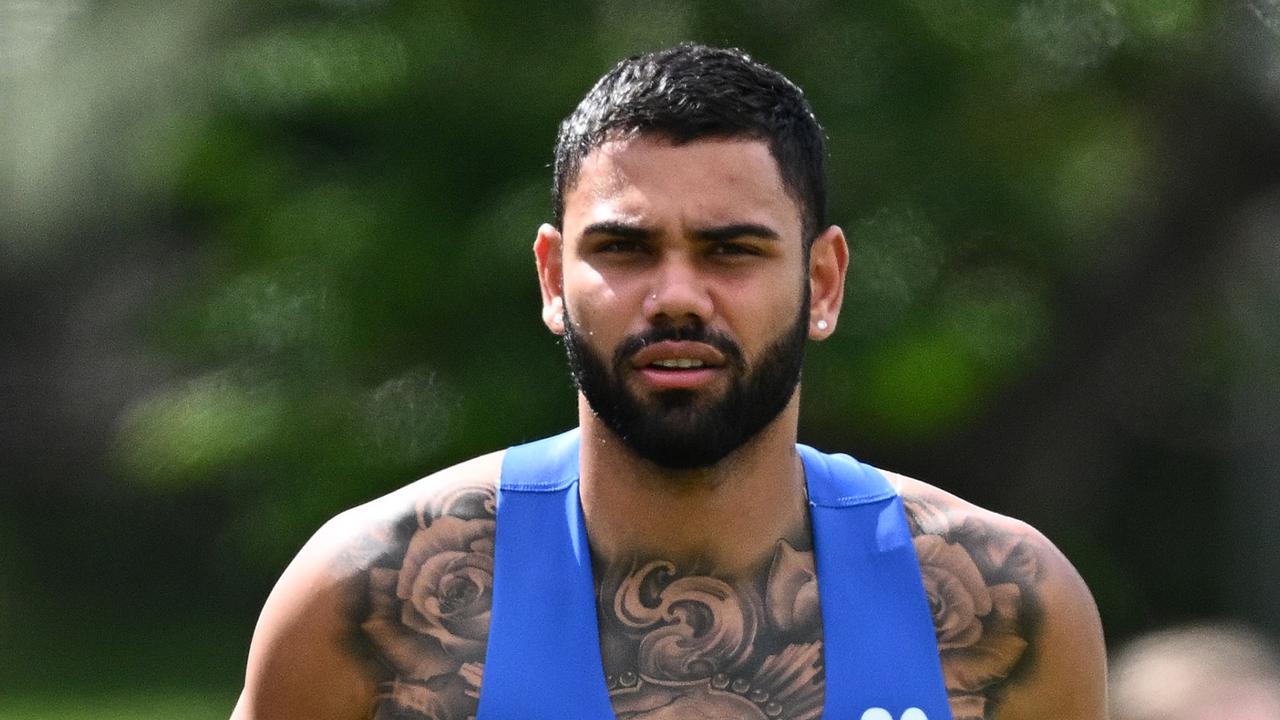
[642,253,714,325]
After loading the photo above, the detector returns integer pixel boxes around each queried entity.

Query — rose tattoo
[905,495,1041,720]
[361,487,497,719]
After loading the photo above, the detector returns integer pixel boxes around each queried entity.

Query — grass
[0,689,236,720]
[0,606,247,720]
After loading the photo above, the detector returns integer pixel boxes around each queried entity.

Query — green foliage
[5,0,1269,675]
[85,0,1232,571]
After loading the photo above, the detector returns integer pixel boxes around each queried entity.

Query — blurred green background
[3,0,1280,716]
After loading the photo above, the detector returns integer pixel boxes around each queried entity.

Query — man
[231,44,1107,720]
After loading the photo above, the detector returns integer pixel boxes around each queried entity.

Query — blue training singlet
[476,429,951,720]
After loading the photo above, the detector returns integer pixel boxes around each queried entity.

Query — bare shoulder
[882,471,1108,720]
[232,451,503,720]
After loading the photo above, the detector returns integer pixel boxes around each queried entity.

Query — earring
[816,319,829,331]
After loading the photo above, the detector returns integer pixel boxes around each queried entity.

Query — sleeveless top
[476,429,951,720]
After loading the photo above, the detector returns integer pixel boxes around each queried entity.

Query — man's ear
[808,225,849,340]
[534,223,566,335]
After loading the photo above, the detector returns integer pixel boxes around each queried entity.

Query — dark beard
[563,308,808,470]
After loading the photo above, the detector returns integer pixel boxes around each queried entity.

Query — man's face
[547,136,815,469]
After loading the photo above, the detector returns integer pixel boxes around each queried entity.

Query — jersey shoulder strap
[800,444,952,720]
[477,428,614,720]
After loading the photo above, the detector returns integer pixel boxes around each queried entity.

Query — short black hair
[553,43,827,243]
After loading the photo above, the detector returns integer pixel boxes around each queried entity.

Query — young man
[231,44,1107,720]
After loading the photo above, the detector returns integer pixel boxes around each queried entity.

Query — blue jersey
[476,429,951,720]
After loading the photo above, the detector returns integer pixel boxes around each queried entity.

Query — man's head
[553,43,828,245]
[1111,623,1280,720]
[535,45,847,471]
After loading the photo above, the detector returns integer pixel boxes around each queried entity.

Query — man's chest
[593,545,826,719]
[358,470,1040,720]
[363,531,830,718]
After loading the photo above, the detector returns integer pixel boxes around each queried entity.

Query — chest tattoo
[595,542,825,720]
[351,486,1044,720]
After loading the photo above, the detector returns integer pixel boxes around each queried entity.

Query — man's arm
[230,452,503,720]
[230,510,380,720]
[988,523,1107,719]
[894,474,1107,720]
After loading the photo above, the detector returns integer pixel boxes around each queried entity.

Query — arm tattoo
[355,482,496,720]
[903,494,1043,720]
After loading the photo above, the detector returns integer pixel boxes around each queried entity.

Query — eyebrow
[579,221,780,242]
[693,223,780,243]
[580,221,652,240]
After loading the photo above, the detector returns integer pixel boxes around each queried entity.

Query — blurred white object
[1111,623,1280,720]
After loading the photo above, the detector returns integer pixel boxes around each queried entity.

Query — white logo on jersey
[860,708,928,720]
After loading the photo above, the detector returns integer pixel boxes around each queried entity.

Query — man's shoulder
[304,450,505,572]
[879,469,1108,719]
[885,472,1042,559]
[233,450,504,720]
[885,471,1095,604]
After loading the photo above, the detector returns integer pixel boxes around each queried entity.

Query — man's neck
[576,397,809,578]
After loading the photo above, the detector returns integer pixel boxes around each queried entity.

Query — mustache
[612,324,746,371]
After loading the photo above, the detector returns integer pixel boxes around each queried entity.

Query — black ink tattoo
[358,482,496,720]
[596,541,825,720]
[902,494,1043,720]
[350,482,1042,720]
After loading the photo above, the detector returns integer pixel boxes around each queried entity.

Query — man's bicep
[991,532,1108,720]
[897,484,1107,720]
[232,519,378,720]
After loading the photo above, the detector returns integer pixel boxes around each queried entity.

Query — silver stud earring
[816,319,829,331]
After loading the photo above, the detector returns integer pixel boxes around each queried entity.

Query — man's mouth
[630,341,728,390]
[649,358,707,369]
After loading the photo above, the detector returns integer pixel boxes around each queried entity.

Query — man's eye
[710,242,757,256]
[598,239,643,253]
